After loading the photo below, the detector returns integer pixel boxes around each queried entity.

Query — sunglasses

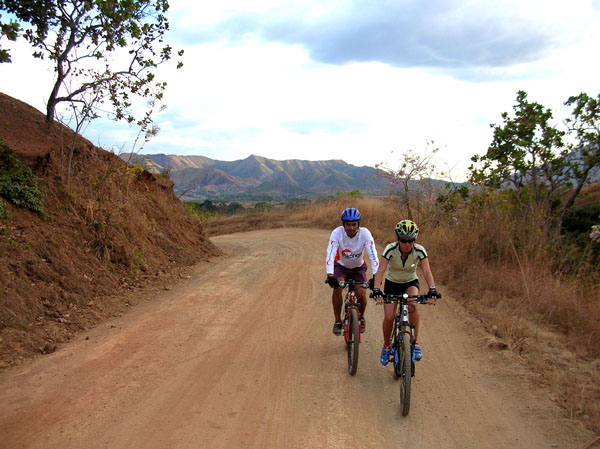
[399,239,415,244]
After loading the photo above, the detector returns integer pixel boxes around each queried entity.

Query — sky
[2,0,600,181]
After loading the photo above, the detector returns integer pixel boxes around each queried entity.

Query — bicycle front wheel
[346,308,360,375]
[393,329,402,379]
[399,332,412,416]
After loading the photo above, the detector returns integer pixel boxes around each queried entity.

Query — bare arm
[374,257,388,290]
[420,257,435,288]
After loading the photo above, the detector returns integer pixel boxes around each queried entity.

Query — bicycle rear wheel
[346,308,360,375]
[399,332,412,416]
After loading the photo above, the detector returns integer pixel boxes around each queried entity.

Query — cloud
[280,119,368,135]
[3,0,598,183]
[262,3,550,69]
[168,0,593,81]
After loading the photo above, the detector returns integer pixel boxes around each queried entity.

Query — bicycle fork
[344,307,361,343]
[396,307,416,375]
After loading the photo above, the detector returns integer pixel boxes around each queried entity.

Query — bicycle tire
[399,332,412,416]
[393,328,402,379]
[347,308,360,375]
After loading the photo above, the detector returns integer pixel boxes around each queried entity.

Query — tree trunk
[561,166,592,221]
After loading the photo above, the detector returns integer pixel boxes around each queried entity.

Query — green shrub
[0,142,44,214]
[561,203,600,270]
[563,203,600,240]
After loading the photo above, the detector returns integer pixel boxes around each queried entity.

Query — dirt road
[0,229,594,449]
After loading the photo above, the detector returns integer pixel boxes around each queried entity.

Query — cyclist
[325,207,379,336]
[371,219,439,365]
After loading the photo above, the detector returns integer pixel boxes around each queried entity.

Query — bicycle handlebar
[381,292,441,304]
[338,280,370,289]
[368,292,442,303]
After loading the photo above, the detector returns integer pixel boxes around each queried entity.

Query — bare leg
[356,287,367,317]
[382,303,396,346]
[410,306,420,341]
[406,285,420,340]
[332,287,343,322]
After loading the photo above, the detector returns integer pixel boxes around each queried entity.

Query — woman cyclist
[325,207,379,336]
[371,219,439,365]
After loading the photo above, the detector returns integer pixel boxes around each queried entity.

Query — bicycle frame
[382,292,439,416]
[338,279,369,376]
[386,296,418,372]
[338,280,368,342]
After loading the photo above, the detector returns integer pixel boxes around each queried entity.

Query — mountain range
[123,153,389,201]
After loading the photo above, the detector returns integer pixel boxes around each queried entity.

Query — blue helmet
[341,207,361,222]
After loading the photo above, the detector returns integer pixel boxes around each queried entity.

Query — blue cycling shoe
[380,345,392,366]
[414,342,422,361]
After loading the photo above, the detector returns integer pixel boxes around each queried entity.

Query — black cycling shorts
[383,278,420,295]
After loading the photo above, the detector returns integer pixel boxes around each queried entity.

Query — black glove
[371,288,384,299]
[428,286,441,299]
[368,276,375,290]
[325,275,339,289]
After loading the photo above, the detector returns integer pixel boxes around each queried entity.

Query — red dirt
[0,92,220,369]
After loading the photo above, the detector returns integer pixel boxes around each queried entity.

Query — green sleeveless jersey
[382,242,428,283]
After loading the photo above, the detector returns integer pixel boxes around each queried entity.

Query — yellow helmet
[395,219,419,239]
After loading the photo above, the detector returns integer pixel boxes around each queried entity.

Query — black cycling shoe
[332,321,343,336]
[360,317,366,333]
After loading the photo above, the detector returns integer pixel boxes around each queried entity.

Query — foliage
[562,92,600,212]
[224,201,243,214]
[0,141,44,214]
[0,12,21,62]
[436,183,470,213]
[335,189,362,198]
[562,203,600,238]
[185,199,249,217]
[468,89,600,247]
[126,164,145,182]
[195,199,218,213]
[254,201,272,211]
[561,203,600,268]
[0,0,183,123]
[469,91,567,210]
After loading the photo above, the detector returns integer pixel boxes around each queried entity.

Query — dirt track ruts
[0,228,594,449]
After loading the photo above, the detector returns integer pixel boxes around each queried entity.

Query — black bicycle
[337,279,369,376]
[381,292,441,416]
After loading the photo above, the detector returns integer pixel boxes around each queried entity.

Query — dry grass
[0,92,221,369]
[204,195,600,433]
[425,198,600,433]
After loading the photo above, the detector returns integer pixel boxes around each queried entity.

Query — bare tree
[377,140,444,219]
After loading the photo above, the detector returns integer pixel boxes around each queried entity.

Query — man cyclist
[325,207,379,336]
[371,219,439,365]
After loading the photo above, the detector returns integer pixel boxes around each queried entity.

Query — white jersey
[325,226,379,275]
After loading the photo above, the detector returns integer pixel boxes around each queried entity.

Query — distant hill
[123,153,390,200]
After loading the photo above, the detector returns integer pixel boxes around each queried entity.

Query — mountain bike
[381,291,441,416]
[337,279,369,376]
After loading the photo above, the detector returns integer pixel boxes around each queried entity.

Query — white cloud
[2,0,599,182]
